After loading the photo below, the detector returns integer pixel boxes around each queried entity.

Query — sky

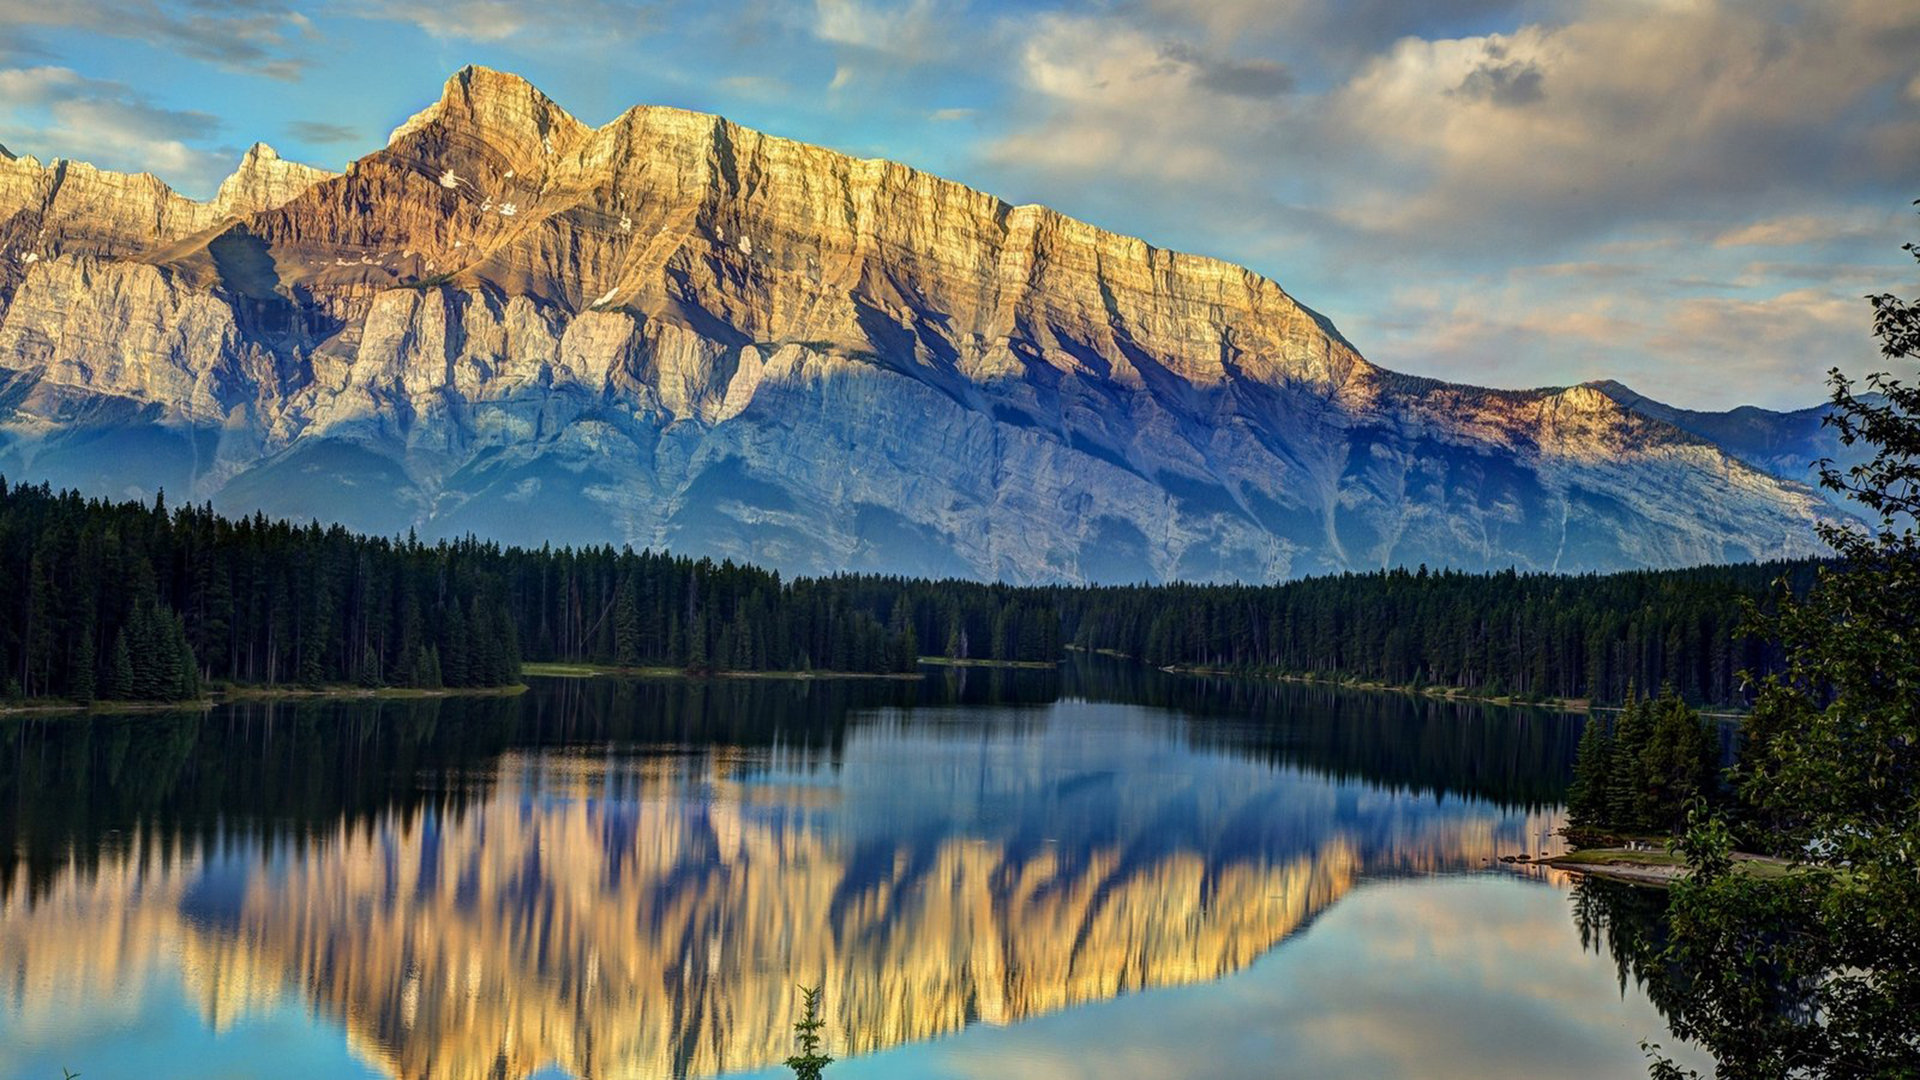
[0,0,1915,410]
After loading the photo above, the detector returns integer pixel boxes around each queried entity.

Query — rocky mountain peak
[212,142,337,220]
[390,64,591,172]
[0,66,1835,582]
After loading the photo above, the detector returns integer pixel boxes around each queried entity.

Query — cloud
[1149,42,1295,99]
[986,16,1302,187]
[1712,210,1896,250]
[347,0,658,43]
[0,65,229,191]
[717,74,792,101]
[1451,55,1544,107]
[813,0,947,59]
[982,0,1920,258]
[0,0,314,79]
[1327,1,1920,248]
[1360,266,1890,409]
[285,119,362,145]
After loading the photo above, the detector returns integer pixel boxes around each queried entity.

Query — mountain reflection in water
[0,665,1576,1079]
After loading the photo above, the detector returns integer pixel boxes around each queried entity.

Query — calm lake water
[0,664,1708,1079]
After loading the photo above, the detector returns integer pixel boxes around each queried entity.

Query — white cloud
[813,0,946,58]
[986,15,1297,186]
[0,65,229,192]
[346,0,657,43]
[1326,1,1920,246]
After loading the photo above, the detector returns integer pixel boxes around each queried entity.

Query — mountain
[0,66,1833,582]
[1586,379,1868,491]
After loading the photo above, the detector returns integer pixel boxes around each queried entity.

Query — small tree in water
[786,985,833,1079]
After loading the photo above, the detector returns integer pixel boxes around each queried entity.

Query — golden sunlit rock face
[0,711,1559,1080]
[0,65,1827,580]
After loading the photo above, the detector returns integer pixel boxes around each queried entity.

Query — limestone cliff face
[0,66,1828,581]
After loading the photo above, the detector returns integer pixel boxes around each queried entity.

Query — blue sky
[1,0,1916,410]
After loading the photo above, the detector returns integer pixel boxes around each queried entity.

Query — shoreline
[1538,847,1793,889]
[916,656,1062,671]
[1099,651,1746,718]
[521,661,923,682]
[0,681,528,718]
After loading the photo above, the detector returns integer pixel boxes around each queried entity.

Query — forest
[1564,684,1718,835]
[0,474,1812,706]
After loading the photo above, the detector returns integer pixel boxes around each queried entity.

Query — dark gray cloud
[1155,42,1294,98]
[1142,0,1528,66]
[286,119,362,145]
[1453,58,1544,106]
[1197,57,1294,99]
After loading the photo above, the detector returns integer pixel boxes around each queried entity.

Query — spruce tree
[169,617,200,701]
[1641,684,1713,831]
[108,629,134,700]
[1606,684,1654,832]
[1567,714,1615,830]
[784,986,833,1080]
[614,580,640,665]
[71,628,96,704]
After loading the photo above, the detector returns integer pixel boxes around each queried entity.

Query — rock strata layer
[0,66,1830,581]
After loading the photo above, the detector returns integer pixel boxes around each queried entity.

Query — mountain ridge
[0,65,1833,582]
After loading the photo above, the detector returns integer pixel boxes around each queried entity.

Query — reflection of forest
[1570,876,1693,1036]
[0,671,1571,1079]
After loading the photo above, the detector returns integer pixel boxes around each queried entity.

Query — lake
[0,663,1707,1078]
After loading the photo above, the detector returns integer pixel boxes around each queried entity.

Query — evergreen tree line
[0,480,522,700]
[1041,563,1816,707]
[1565,684,1719,835]
[2,476,1816,705]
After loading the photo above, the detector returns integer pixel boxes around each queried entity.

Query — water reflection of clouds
[783,877,1710,1080]
[3,698,1572,1079]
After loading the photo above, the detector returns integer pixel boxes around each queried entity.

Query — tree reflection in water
[2,662,1578,1079]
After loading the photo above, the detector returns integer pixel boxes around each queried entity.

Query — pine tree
[108,629,134,700]
[1567,714,1615,830]
[1607,684,1654,831]
[944,609,964,660]
[168,615,200,700]
[71,627,96,704]
[613,578,640,665]
[358,642,382,687]
[784,985,833,1080]
[1641,684,1714,831]
[895,618,919,673]
[413,644,443,689]
[687,609,711,673]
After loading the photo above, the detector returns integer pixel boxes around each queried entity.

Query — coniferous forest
[0,474,1813,706]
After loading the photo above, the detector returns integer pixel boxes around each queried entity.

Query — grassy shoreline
[1096,650,1746,718]
[916,656,1062,670]
[521,661,923,682]
[1542,846,1793,888]
[0,680,527,717]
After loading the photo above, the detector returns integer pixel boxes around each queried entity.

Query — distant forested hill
[0,477,1811,706]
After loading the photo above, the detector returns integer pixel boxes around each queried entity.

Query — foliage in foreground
[1648,202,1920,1078]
